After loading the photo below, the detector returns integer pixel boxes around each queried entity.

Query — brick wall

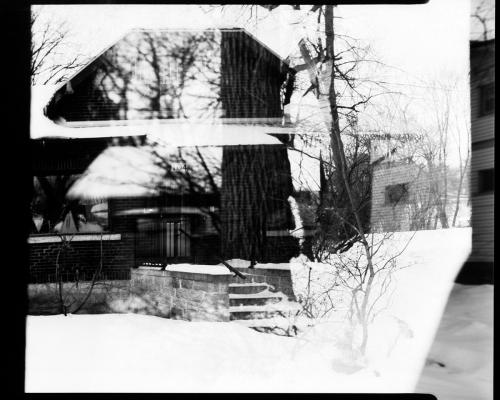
[28,233,134,283]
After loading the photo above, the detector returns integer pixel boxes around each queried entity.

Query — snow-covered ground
[416,284,493,400]
[25,227,491,395]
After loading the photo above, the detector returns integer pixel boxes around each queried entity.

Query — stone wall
[28,268,231,321]
[27,265,296,320]
[28,280,131,315]
[129,268,230,321]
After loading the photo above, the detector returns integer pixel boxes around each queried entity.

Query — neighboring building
[457,39,495,284]
[371,137,445,232]
[29,28,310,283]
[370,135,470,233]
[370,39,494,283]
[370,139,420,232]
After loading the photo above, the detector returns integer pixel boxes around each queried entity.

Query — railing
[135,217,192,265]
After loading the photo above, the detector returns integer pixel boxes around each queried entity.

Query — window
[135,218,191,264]
[385,183,409,205]
[480,83,495,116]
[478,169,494,193]
[30,176,108,234]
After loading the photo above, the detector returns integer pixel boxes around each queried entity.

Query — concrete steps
[228,282,272,295]
[229,303,301,320]
[229,292,285,306]
[228,282,300,324]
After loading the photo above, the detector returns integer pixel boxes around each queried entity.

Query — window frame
[479,83,495,117]
[384,183,410,206]
[478,168,495,194]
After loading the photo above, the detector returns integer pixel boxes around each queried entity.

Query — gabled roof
[32,28,297,141]
[51,28,292,102]
[44,28,294,122]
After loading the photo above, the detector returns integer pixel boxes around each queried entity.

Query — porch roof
[66,142,320,200]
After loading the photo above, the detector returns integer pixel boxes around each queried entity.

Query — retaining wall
[28,264,297,321]
[129,268,231,321]
[27,269,231,322]
[28,280,131,315]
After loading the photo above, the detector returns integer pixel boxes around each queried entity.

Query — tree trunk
[220,144,294,262]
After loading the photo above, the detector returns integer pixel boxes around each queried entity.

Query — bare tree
[234,4,416,355]
[31,6,86,85]
[471,0,495,41]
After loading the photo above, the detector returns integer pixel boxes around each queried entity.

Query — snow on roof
[67,143,223,199]
[66,141,319,200]
[67,145,164,199]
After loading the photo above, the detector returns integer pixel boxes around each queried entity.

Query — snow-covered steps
[229,290,286,306]
[228,282,273,295]
[228,281,300,323]
[229,302,301,320]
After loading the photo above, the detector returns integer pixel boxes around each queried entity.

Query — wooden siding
[470,113,494,143]
[470,146,495,194]
[470,39,494,143]
[469,40,494,264]
[469,193,494,262]
[471,90,495,143]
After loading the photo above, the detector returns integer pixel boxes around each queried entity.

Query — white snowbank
[288,228,473,390]
[416,284,493,400]
[26,227,484,395]
[25,313,383,393]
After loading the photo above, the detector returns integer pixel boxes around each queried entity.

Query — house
[456,39,495,284]
[29,28,320,287]
[370,134,470,233]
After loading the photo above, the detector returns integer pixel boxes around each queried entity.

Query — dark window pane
[385,183,409,205]
[480,83,495,116]
[478,169,494,193]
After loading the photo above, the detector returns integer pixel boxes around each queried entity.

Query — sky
[33,1,487,166]
[35,2,474,83]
